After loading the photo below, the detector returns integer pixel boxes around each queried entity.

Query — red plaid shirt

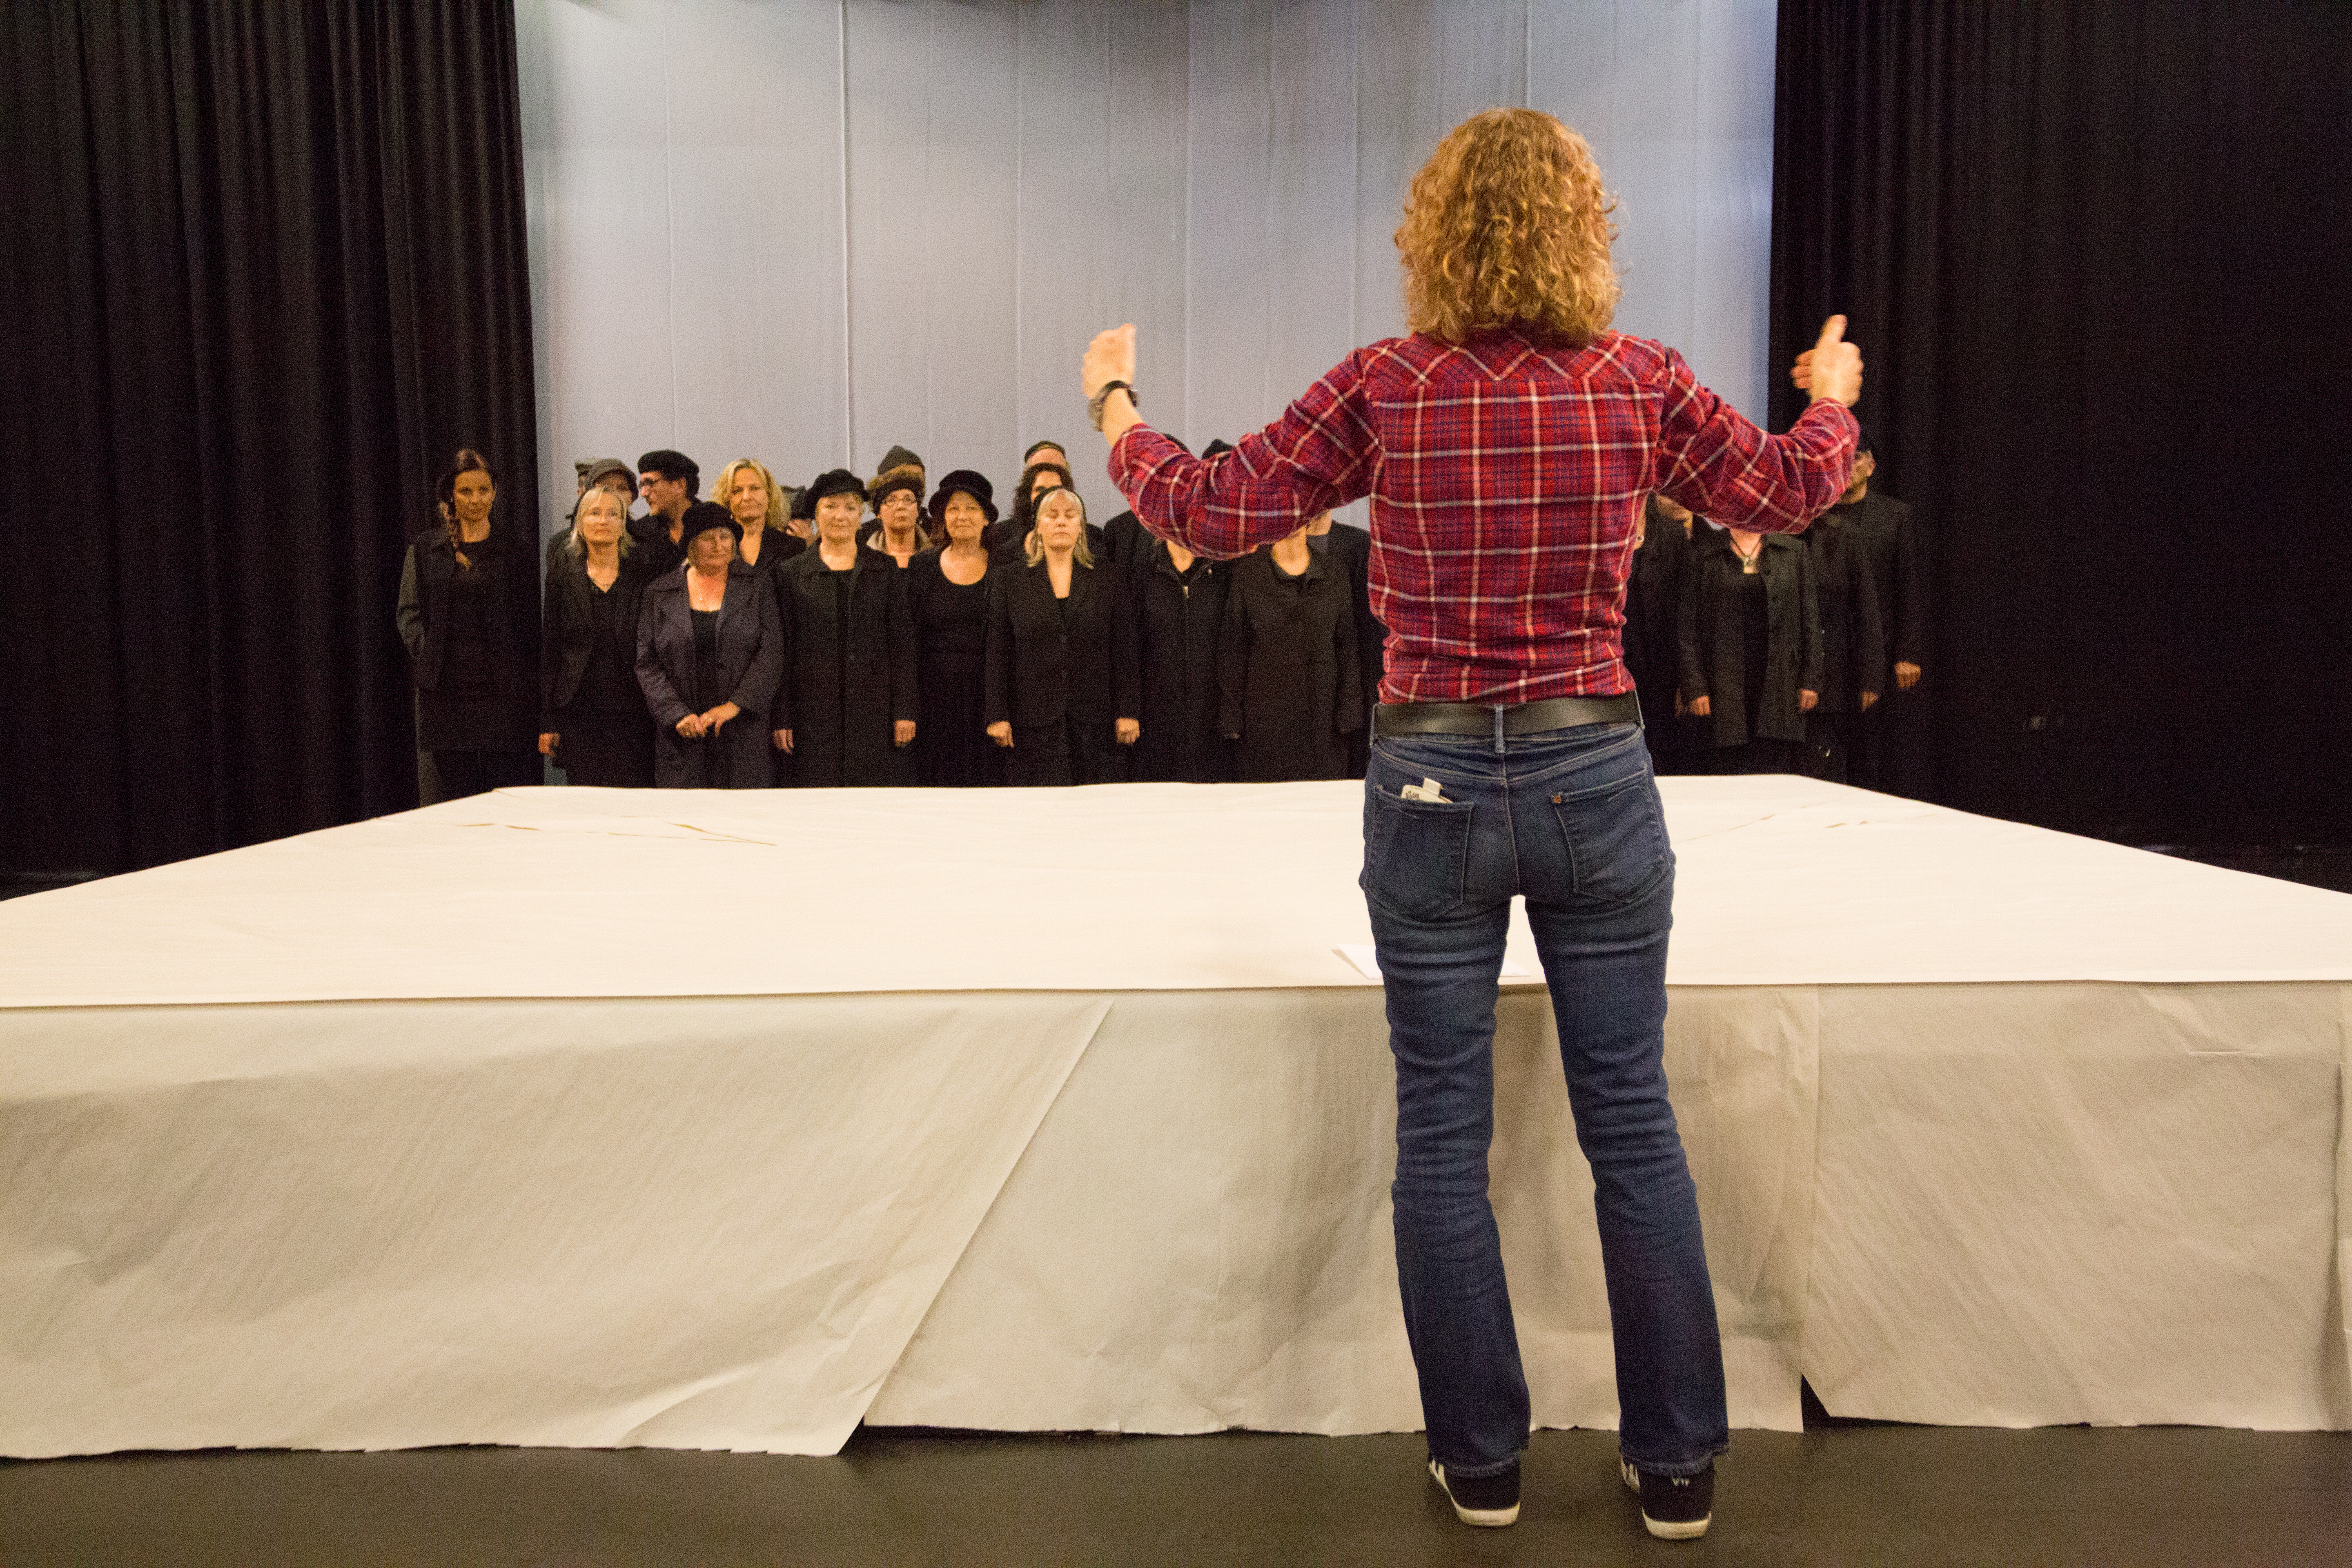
[1109,329,1858,704]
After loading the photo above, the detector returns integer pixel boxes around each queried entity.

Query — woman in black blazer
[906,470,1002,788]
[539,485,655,786]
[1216,524,1363,782]
[1677,522,1821,774]
[1129,533,1232,783]
[984,486,1140,786]
[773,468,920,787]
[396,448,540,802]
[635,502,784,788]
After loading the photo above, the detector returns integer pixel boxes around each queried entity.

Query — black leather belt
[1373,693,1640,738]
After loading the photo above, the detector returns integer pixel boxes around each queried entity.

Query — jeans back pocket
[1548,770,1673,907]
[1361,783,1474,920]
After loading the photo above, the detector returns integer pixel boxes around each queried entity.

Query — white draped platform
[2,778,2346,1457]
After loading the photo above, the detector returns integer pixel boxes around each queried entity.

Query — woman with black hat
[539,484,655,787]
[1216,522,1364,782]
[906,471,1003,787]
[397,448,541,802]
[773,468,920,787]
[984,486,1140,786]
[635,501,784,788]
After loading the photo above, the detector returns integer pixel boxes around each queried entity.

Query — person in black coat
[774,468,920,787]
[635,502,784,788]
[1825,443,1927,794]
[1677,523,1821,774]
[539,485,655,787]
[1129,532,1233,783]
[1623,494,1696,774]
[1304,508,1386,778]
[906,470,1003,787]
[1800,500,1884,783]
[985,486,1140,786]
[396,448,540,802]
[1218,526,1363,783]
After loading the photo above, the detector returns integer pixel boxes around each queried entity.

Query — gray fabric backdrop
[516,0,1774,532]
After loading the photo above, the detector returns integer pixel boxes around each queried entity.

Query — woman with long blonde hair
[711,457,803,579]
[1080,108,1865,1541]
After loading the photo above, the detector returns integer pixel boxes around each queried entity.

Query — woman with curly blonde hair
[1080,107,1866,1541]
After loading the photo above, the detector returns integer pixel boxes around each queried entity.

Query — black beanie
[679,499,741,545]
[1203,439,1235,458]
[638,448,699,491]
[927,470,999,526]
[804,468,868,508]
[1022,438,1067,463]
[878,443,924,476]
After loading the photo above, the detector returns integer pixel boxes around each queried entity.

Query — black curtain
[1770,2,2352,842]
[0,0,537,876]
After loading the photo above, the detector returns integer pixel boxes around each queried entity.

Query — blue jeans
[1361,720,1727,1479]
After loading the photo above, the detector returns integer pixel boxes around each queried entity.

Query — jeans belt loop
[1491,704,1506,755]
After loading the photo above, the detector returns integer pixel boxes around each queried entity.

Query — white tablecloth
[2,779,2345,1455]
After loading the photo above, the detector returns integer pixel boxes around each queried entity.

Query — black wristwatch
[1088,380,1137,432]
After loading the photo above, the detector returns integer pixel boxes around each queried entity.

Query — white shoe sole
[1621,1458,1711,1539]
[1429,1459,1519,1527]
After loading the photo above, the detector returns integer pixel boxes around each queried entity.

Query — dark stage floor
[3,1423,2347,1567]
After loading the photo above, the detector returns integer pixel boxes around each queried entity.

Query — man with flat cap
[634,449,700,578]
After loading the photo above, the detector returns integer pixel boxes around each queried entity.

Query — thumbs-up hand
[1789,314,1864,407]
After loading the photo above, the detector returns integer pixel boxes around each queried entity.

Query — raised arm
[1658,315,1867,535]
[1086,324,1378,561]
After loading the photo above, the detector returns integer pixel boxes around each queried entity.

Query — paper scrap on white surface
[1336,944,1532,982]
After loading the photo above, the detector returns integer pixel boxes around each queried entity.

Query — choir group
[396,433,1920,804]
[395,438,1385,802]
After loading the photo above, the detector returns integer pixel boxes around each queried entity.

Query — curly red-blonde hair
[1395,109,1619,347]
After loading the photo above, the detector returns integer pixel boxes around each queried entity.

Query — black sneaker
[1621,1457,1713,1539]
[1428,1458,1520,1527]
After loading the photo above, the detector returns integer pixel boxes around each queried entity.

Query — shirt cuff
[1108,422,1176,488]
